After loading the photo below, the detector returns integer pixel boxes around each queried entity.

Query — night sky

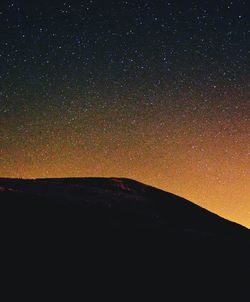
[0,0,249,227]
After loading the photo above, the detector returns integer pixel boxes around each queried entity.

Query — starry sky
[0,0,249,227]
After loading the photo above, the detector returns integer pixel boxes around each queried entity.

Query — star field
[0,0,249,227]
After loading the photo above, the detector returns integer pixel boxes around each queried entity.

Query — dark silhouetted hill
[0,177,249,300]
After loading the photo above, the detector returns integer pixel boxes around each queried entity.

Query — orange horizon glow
[1,93,249,229]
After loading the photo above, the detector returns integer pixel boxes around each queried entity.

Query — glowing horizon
[1,2,249,228]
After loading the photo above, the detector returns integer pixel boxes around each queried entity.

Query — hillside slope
[1,177,249,299]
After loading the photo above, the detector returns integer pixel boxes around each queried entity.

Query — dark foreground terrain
[1,177,249,300]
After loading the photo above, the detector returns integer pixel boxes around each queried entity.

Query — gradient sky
[0,0,249,227]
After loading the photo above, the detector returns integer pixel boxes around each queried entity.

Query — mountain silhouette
[0,177,248,234]
[1,177,249,300]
